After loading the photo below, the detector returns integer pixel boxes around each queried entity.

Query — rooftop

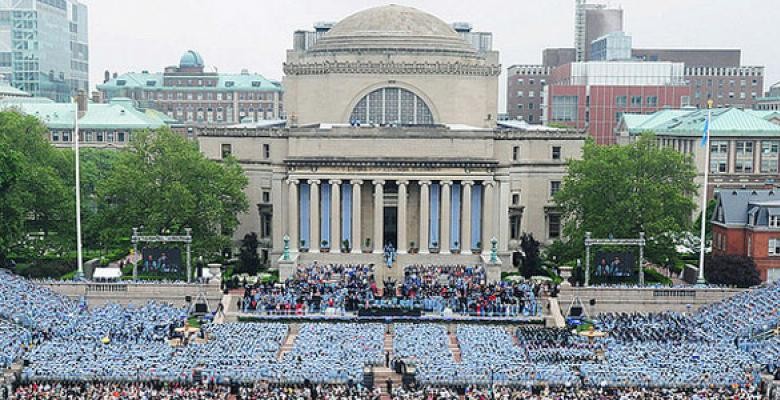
[97,71,282,92]
[0,98,170,130]
[621,107,780,137]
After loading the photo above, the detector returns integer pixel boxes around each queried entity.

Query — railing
[652,289,696,298]
[86,283,128,293]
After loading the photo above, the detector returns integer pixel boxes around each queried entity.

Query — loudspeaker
[194,303,208,314]
[569,306,583,317]
[185,295,192,303]
[589,299,597,306]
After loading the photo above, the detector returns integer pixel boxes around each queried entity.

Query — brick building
[545,61,691,144]
[97,50,283,126]
[506,65,551,123]
[711,189,780,282]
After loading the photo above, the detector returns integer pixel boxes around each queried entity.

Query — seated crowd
[241,263,540,318]
[0,270,778,399]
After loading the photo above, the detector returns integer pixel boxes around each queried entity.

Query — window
[263,143,270,159]
[550,181,561,197]
[512,193,520,205]
[710,141,729,173]
[769,239,780,256]
[551,96,578,122]
[512,146,520,161]
[551,146,561,160]
[517,104,523,110]
[646,96,658,107]
[516,78,524,84]
[52,131,59,141]
[528,115,533,122]
[529,91,535,98]
[528,103,534,110]
[118,132,125,142]
[516,91,524,97]
[770,215,780,228]
[548,214,561,239]
[262,191,271,203]
[616,96,627,107]
[630,96,642,107]
[349,87,433,125]
[761,141,779,173]
[221,143,232,159]
[735,141,754,173]
[510,215,521,240]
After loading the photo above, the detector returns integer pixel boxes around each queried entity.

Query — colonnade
[286,178,495,254]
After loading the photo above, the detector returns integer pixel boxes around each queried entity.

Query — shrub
[704,255,761,288]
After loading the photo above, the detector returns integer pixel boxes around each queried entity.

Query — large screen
[593,252,635,280]
[140,248,183,276]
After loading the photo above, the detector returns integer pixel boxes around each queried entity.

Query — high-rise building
[0,0,88,102]
[590,32,632,62]
[574,0,623,62]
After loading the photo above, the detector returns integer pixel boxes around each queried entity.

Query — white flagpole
[74,96,84,279]
[697,99,714,285]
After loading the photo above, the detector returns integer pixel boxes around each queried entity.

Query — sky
[81,0,780,112]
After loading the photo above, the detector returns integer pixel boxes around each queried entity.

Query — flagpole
[697,99,714,285]
[74,93,84,280]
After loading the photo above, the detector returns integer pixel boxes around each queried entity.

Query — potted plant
[300,240,308,252]
[409,241,417,254]
[320,240,329,252]
[473,241,482,255]
[452,241,460,254]
[363,238,372,253]
[430,241,440,254]
[342,239,351,253]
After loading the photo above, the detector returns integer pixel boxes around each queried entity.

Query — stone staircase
[448,332,462,362]
[374,333,403,399]
[277,330,297,361]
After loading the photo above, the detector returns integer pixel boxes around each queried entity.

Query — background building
[1,96,174,148]
[755,82,780,111]
[0,0,88,102]
[574,0,623,62]
[98,50,283,126]
[198,5,585,270]
[617,107,780,207]
[545,61,691,144]
[711,189,780,282]
[506,64,551,123]
[506,2,765,127]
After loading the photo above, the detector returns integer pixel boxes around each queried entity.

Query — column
[351,180,363,254]
[440,181,451,252]
[419,181,431,253]
[308,179,320,251]
[461,181,473,253]
[397,180,408,253]
[288,179,299,252]
[330,180,341,251]
[482,180,495,253]
[497,178,511,253]
[373,180,384,253]
[272,175,285,256]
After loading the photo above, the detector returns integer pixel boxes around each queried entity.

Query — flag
[700,115,710,147]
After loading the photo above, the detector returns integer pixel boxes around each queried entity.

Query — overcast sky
[81,0,780,112]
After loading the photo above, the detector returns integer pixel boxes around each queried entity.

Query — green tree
[93,128,248,259]
[519,233,542,279]
[704,255,761,288]
[0,111,74,261]
[237,232,261,275]
[554,134,698,265]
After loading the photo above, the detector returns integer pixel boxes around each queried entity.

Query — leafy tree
[554,134,697,265]
[237,232,261,275]
[519,233,542,279]
[704,255,761,288]
[93,128,249,259]
[0,111,74,261]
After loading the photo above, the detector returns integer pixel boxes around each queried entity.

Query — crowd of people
[0,268,779,399]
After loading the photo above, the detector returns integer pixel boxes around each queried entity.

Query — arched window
[349,87,434,125]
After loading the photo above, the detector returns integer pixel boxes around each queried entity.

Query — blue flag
[700,116,709,147]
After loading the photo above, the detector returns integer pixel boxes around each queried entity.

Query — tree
[0,111,74,262]
[554,134,697,265]
[93,128,249,259]
[704,255,761,288]
[237,232,261,275]
[519,233,542,279]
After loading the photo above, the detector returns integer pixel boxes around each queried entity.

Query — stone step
[277,331,297,361]
[448,333,462,363]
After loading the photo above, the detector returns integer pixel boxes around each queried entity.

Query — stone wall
[40,281,225,309]
[556,286,745,315]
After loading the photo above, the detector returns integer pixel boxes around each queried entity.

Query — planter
[362,249,373,254]
[320,248,329,253]
[430,248,440,254]
[300,248,309,253]
[471,249,482,255]
[451,249,461,255]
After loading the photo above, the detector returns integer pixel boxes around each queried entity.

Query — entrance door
[383,207,398,248]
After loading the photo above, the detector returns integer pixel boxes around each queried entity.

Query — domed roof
[179,50,204,68]
[310,5,476,55]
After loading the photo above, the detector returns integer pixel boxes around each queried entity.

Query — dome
[310,5,476,55]
[179,50,204,68]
